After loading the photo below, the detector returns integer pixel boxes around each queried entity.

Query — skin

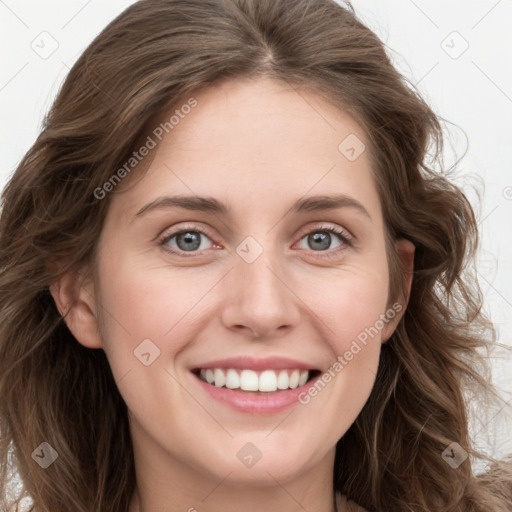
[51,76,415,512]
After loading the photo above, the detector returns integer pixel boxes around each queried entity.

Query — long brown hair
[1,0,511,511]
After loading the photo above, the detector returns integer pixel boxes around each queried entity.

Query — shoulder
[336,492,369,512]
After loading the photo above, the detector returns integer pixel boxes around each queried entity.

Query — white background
[1,0,511,463]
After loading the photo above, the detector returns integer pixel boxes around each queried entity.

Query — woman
[0,0,511,511]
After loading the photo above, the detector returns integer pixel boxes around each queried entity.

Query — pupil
[178,232,201,251]
[309,232,330,251]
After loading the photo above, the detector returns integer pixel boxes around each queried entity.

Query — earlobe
[49,271,103,349]
[381,238,415,343]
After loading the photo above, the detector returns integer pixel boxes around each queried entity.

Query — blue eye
[159,224,353,258]
[160,227,214,254]
[296,226,352,255]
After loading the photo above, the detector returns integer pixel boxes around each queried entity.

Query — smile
[194,368,320,393]
[190,365,323,414]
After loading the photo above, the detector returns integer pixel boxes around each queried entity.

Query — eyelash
[158,223,354,259]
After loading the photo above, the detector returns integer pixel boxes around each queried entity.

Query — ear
[49,269,103,349]
[381,238,415,343]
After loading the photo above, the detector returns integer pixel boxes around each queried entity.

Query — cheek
[95,251,220,365]
[291,275,389,446]
[94,253,214,415]
[306,268,389,347]
[301,268,389,412]
[336,284,387,342]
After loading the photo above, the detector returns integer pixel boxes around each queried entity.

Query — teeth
[289,369,300,389]
[213,368,225,387]
[277,370,289,389]
[259,370,277,392]
[225,369,240,389]
[240,369,259,391]
[298,370,309,387]
[197,368,311,392]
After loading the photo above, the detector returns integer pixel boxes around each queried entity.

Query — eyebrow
[133,193,372,221]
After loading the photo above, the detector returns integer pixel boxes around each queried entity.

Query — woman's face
[56,77,413,491]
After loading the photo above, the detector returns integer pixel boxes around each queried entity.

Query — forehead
[108,76,381,225]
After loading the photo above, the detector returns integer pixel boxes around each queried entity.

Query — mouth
[191,367,322,394]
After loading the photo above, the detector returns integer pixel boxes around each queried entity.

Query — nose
[220,244,302,339]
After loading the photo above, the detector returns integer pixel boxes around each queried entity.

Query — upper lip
[191,356,320,371]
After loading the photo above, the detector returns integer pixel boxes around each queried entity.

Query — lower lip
[191,372,321,414]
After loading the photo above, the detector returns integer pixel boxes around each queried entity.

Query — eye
[295,224,353,258]
[159,225,215,256]
[158,223,353,258]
